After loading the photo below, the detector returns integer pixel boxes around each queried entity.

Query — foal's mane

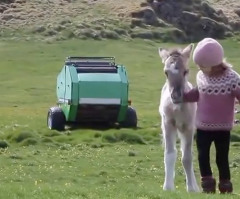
[169,48,182,57]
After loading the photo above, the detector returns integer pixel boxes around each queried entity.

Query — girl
[183,38,240,193]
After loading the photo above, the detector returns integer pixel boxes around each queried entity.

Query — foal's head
[158,44,193,104]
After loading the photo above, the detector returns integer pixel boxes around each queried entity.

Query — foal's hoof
[163,184,175,191]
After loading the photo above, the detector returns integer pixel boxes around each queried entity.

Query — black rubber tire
[47,107,65,131]
[120,106,137,128]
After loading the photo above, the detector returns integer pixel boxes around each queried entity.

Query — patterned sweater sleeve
[183,87,199,102]
[231,71,240,102]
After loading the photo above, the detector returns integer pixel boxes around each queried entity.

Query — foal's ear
[182,43,194,59]
[158,48,169,63]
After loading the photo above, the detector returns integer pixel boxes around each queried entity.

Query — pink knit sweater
[184,68,240,131]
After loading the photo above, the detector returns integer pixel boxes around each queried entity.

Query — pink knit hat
[193,38,224,67]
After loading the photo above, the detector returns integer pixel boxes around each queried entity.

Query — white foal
[158,44,199,192]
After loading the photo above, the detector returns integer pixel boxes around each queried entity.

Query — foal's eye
[184,70,189,76]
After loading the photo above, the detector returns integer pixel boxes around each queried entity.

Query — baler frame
[47,56,137,131]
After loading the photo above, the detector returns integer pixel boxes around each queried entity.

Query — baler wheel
[47,107,65,131]
[120,106,137,128]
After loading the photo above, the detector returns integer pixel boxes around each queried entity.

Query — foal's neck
[183,78,189,91]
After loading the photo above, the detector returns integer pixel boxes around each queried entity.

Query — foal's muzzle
[170,88,183,104]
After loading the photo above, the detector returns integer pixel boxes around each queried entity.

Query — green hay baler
[47,57,137,131]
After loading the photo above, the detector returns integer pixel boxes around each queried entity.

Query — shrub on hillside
[12,132,33,143]
[130,31,153,39]
[0,140,9,148]
[21,138,38,146]
[100,30,120,39]
[231,133,240,142]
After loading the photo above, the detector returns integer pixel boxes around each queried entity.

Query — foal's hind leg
[162,120,177,190]
[180,129,199,192]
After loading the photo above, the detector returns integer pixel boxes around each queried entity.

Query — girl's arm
[231,72,240,102]
[232,87,240,102]
[183,87,199,102]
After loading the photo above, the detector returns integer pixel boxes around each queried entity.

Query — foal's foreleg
[180,130,199,192]
[162,121,177,190]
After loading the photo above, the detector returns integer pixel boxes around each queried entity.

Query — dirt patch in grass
[102,132,147,144]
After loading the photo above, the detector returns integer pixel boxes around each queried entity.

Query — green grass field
[0,38,240,198]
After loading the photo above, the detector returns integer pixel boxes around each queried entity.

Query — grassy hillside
[0,0,142,41]
[0,38,240,198]
[1,0,240,42]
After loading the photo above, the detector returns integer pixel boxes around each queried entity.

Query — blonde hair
[222,58,233,69]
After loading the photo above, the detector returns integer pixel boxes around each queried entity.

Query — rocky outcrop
[1,0,15,3]
[131,0,239,42]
